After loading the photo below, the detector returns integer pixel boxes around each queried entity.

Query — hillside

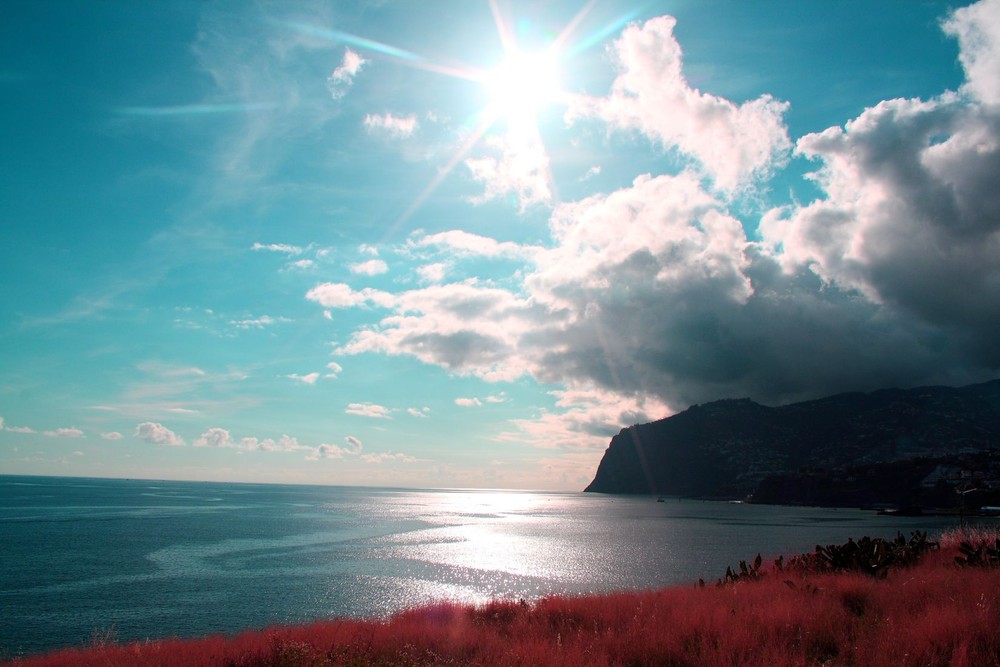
[584,380,1000,505]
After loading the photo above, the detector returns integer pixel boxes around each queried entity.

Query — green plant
[954,538,1000,567]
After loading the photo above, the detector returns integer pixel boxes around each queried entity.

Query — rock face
[584,380,1000,498]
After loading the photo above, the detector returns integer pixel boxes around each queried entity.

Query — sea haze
[0,475,985,658]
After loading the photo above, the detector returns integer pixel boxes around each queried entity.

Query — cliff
[584,379,1000,501]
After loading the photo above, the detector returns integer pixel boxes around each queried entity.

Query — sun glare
[484,48,560,120]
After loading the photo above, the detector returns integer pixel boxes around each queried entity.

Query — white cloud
[416,262,448,283]
[942,0,1000,106]
[454,397,482,407]
[252,242,303,255]
[284,259,316,271]
[305,283,394,309]
[349,259,389,276]
[364,113,418,138]
[327,48,366,99]
[256,435,302,452]
[193,427,234,448]
[343,435,363,453]
[6,426,35,433]
[308,436,362,460]
[43,427,84,438]
[286,372,320,385]
[407,407,430,418]
[411,230,540,260]
[466,126,553,210]
[361,452,418,464]
[345,402,392,419]
[565,15,791,191]
[498,386,670,450]
[231,315,290,329]
[324,361,343,379]
[134,422,184,446]
[100,432,123,440]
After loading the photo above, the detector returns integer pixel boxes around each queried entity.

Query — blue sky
[2,0,998,491]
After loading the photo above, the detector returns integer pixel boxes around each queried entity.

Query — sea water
[0,475,982,658]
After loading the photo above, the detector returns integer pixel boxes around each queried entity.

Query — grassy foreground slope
[9,530,1000,667]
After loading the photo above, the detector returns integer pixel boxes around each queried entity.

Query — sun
[483,47,560,120]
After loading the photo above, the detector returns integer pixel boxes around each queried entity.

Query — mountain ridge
[584,379,1000,503]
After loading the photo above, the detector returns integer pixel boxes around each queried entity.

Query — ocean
[0,475,982,659]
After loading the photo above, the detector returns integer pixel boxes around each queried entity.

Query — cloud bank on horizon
[1,0,998,489]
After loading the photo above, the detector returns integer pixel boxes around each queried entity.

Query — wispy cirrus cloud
[251,242,304,255]
[364,113,418,138]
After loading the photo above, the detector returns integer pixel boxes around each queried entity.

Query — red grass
[8,538,1000,667]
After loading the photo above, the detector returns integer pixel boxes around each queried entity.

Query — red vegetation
[9,531,1000,667]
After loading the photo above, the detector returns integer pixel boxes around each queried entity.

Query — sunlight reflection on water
[3,478,994,657]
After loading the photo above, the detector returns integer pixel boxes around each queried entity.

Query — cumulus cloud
[286,372,320,385]
[364,113,418,138]
[308,436,363,460]
[305,283,394,309]
[343,435,363,453]
[100,432,123,440]
[255,435,302,452]
[759,5,1000,367]
[454,397,482,407]
[407,407,430,418]
[304,2,1000,449]
[349,259,389,276]
[565,15,791,191]
[498,387,670,450]
[2,418,36,434]
[43,427,84,438]
[193,427,234,448]
[465,125,553,210]
[134,422,184,446]
[345,402,391,419]
[327,48,366,99]
[417,262,448,283]
[324,362,343,379]
[942,0,1000,106]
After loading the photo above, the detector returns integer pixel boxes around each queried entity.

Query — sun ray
[564,9,641,56]
[277,20,483,82]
